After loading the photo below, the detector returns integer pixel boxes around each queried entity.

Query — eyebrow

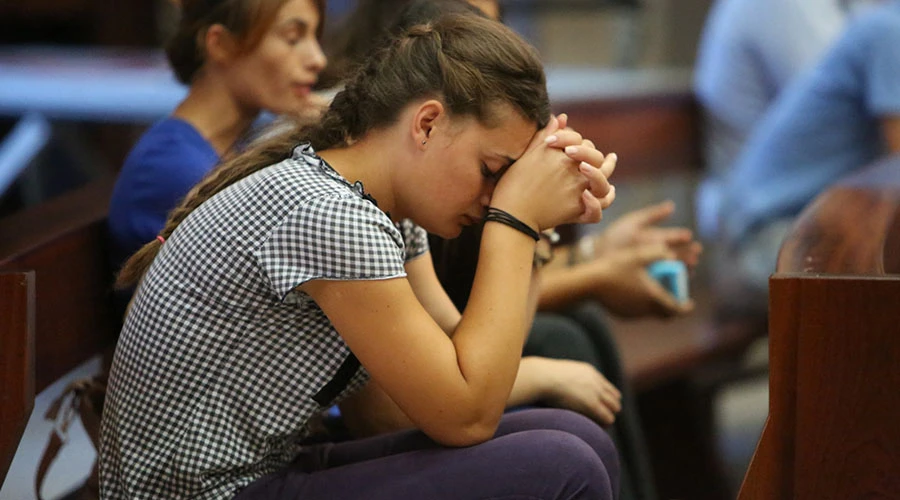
[492,155,517,178]
[277,18,313,33]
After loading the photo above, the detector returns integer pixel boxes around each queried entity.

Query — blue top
[108,118,219,267]
[723,1,900,243]
[692,0,858,238]
[694,0,851,176]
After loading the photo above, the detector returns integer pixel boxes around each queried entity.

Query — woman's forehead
[272,0,321,28]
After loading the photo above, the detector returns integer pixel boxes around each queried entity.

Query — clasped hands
[490,113,616,233]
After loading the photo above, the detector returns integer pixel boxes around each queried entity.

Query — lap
[235,409,618,500]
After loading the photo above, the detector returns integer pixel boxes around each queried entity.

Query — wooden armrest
[740,155,900,499]
[0,176,118,392]
[0,271,35,485]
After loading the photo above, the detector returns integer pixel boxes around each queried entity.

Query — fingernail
[544,135,558,144]
[609,153,618,161]
[565,146,578,155]
[579,162,592,172]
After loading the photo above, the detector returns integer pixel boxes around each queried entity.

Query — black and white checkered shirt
[100,143,429,499]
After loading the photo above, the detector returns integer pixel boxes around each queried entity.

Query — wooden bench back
[0,271,35,486]
[739,156,900,499]
[0,177,119,484]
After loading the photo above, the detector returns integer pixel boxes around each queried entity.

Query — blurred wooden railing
[739,155,900,499]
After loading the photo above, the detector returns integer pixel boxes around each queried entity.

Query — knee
[519,429,615,499]
[515,409,620,485]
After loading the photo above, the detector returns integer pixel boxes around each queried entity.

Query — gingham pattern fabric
[100,143,428,499]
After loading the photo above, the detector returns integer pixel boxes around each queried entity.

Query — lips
[291,84,312,97]
[462,214,481,226]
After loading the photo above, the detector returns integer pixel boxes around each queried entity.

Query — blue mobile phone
[647,260,689,303]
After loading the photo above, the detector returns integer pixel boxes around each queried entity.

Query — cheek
[251,42,294,78]
[229,62,267,95]
[258,53,294,90]
[446,169,484,207]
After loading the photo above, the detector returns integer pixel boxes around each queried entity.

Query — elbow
[422,410,501,448]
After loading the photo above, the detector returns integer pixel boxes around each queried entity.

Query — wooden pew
[739,156,900,499]
[0,177,119,484]
[0,271,35,486]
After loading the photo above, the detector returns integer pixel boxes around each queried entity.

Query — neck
[173,73,259,157]
[317,131,405,221]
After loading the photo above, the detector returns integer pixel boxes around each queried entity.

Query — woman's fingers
[565,146,617,186]
[577,162,611,199]
[544,129,584,149]
[591,402,617,427]
[593,379,622,426]
[600,184,616,209]
[525,114,561,151]
[599,153,617,179]
[578,190,603,224]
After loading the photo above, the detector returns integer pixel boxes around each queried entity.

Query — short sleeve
[397,219,429,262]
[863,14,900,115]
[254,194,407,301]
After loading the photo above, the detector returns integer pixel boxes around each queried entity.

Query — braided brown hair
[116,12,549,289]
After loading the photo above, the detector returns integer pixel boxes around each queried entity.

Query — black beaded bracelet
[484,207,540,241]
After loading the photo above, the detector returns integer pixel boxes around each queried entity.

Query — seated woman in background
[107,0,328,270]
[101,12,619,500]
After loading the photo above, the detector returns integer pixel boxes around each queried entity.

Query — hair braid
[115,124,300,289]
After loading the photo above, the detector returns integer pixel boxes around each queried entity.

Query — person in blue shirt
[721,0,900,300]
[693,0,875,239]
[108,0,328,268]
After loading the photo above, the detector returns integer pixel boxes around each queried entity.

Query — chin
[445,226,465,239]
[427,222,464,240]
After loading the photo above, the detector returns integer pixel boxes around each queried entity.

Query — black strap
[312,353,361,406]
[484,207,540,241]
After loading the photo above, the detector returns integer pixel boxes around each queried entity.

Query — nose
[305,40,327,74]
[479,182,496,208]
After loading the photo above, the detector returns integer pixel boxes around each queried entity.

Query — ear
[204,24,239,66]
[411,99,445,149]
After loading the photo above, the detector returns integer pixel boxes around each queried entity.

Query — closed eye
[278,19,310,46]
[481,162,501,182]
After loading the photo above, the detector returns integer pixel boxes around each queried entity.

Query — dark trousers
[525,303,657,500]
[235,408,619,500]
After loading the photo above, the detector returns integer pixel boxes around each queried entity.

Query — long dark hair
[117,12,549,289]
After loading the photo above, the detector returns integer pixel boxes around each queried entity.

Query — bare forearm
[524,265,541,336]
[538,264,608,311]
[507,356,553,407]
[447,223,537,432]
[343,358,554,437]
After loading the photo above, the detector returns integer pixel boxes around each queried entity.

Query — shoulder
[397,219,430,261]
[840,3,900,44]
[280,183,403,250]
[244,149,404,249]
[121,118,219,184]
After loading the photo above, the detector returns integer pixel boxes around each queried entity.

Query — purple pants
[235,408,619,500]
